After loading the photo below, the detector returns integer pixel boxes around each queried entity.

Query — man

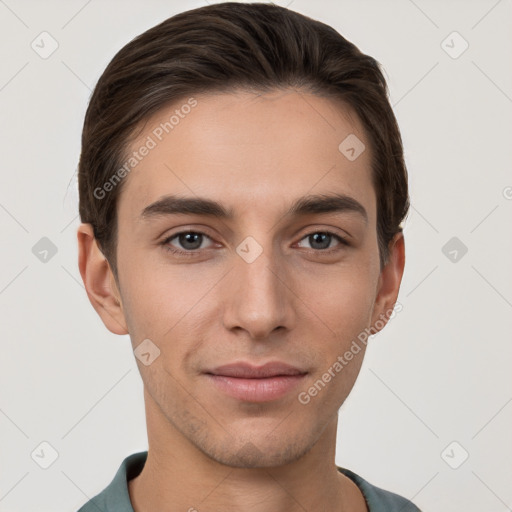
[76,2,419,511]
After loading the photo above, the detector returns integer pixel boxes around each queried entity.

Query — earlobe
[77,223,129,335]
[370,232,406,335]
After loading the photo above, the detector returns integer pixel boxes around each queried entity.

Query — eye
[161,231,214,257]
[161,229,350,258]
[296,231,349,252]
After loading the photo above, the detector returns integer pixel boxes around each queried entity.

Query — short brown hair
[78,1,409,280]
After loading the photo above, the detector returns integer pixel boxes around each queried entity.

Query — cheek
[300,277,375,409]
[116,243,188,334]
[118,262,217,371]
[298,261,378,339]
[333,282,375,337]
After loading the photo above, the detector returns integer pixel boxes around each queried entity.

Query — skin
[77,88,405,512]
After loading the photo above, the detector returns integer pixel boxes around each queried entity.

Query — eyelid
[295,224,352,241]
[161,223,351,242]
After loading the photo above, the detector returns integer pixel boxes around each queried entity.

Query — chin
[197,427,314,469]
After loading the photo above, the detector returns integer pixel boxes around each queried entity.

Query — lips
[204,361,308,402]
[205,361,307,378]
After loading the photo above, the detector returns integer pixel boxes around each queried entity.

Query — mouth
[204,361,308,402]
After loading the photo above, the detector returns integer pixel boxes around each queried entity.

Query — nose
[221,241,295,341]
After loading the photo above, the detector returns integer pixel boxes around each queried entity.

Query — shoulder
[76,451,148,512]
[337,466,422,511]
[76,493,107,512]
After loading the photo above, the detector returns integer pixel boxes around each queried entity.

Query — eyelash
[160,230,350,258]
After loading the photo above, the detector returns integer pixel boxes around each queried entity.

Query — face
[81,88,404,468]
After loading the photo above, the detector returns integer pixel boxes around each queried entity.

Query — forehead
[117,88,375,225]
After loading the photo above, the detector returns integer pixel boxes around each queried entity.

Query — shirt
[76,451,421,512]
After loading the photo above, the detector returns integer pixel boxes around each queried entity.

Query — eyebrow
[139,192,368,225]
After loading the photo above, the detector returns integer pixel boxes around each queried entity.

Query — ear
[77,223,128,335]
[370,231,406,335]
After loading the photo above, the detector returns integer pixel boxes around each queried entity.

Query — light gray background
[1,1,511,511]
